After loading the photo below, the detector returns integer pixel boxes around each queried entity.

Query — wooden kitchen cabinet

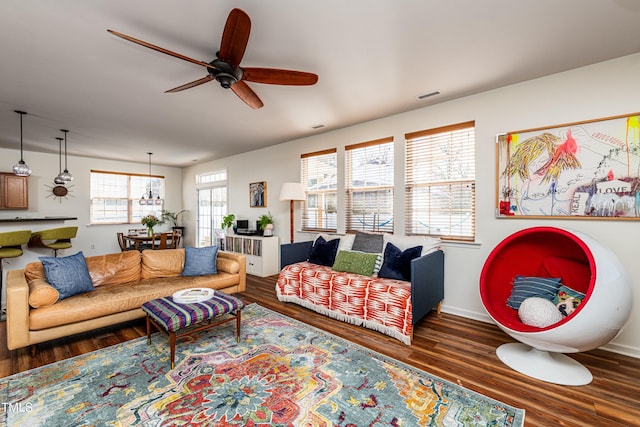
[0,173,28,209]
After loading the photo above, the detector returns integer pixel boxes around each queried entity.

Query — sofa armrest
[411,249,444,326]
[6,269,31,350]
[280,241,312,269]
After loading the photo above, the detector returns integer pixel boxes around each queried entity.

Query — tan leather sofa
[6,248,246,350]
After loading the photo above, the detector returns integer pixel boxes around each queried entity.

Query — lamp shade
[279,182,305,201]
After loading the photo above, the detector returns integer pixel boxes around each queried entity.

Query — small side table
[141,291,245,369]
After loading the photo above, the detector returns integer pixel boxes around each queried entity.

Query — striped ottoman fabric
[141,291,245,368]
[142,292,245,332]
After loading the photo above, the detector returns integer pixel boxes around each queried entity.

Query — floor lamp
[279,182,305,244]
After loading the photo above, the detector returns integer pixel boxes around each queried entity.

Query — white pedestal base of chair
[497,343,592,386]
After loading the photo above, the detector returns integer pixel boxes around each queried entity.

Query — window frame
[300,148,338,233]
[196,170,228,248]
[345,136,394,233]
[90,169,165,225]
[405,121,476,241]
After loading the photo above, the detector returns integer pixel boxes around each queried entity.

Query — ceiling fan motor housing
[209,59,242,88]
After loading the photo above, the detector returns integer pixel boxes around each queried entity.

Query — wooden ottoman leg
[146,315,152,345]
[169,332,176,369]
[236,310,242,343]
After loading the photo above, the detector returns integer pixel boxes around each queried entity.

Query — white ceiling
[1,0,639,167]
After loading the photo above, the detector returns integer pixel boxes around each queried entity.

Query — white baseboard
[439,304,640,359]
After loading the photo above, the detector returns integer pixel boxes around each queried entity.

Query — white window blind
[405,121,476,241]
[345,137,394,233]
[301,148,337,232]
[90,170,164,224]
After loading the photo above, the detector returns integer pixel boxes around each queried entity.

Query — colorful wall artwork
[496,112,640,219]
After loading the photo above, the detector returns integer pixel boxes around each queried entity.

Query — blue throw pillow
[39,251,94,300]
[182,246,218,276]
[308,236,340,267]
[377,242,423,282]
[506,276,562,310]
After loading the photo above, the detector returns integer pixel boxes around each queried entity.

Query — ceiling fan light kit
[12,110,32,177]
[108,8,317,110]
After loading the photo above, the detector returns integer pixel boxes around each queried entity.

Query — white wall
[0,149,183,305]
[183,53,640,358]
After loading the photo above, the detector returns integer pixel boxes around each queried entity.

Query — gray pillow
[351,232,384,253]
[39,251,94,300]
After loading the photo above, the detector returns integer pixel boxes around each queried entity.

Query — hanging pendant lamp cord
[19,112,24,161]
[64,131,68,170]
[148,152,153,199]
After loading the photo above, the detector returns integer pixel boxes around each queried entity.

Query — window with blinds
[301,148,337,232]
[405,121,476,241]
[90,170,165,224]
[345,137,394,233]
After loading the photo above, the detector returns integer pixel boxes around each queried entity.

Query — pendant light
[54,137,65,185]
[139,152,164,205]
[58,129,73,182]
[12,110,32,177]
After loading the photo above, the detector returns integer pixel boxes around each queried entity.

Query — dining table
[125,232,155,251]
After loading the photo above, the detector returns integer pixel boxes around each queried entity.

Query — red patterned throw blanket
[276,261,413,344]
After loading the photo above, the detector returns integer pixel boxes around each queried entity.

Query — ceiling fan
[107,8,318,109]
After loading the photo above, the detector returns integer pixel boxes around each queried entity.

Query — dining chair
[152,232,171,250]
[171,229,182,249]
[117,232,135,251]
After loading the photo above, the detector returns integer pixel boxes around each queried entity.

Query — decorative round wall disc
[53,185,68,197]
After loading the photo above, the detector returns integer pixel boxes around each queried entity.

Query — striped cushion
[141,292,244,332]
[506,276,562,310]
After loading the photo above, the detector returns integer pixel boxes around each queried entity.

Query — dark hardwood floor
[2,274,639,426]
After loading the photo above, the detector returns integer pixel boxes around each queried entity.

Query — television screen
[236,219,249,230]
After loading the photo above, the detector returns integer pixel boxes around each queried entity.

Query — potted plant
[222,214,236,233]
[162,209,188,238]
[258,212,274,236]
[162,209,188,227]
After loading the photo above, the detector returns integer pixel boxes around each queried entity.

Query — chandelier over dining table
[139,152,163,205]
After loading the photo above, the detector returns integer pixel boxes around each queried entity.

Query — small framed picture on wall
[250,181,266,207]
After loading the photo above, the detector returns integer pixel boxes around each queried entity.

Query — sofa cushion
[141,248,185,279]
[183,246,218,276]
[39,251,94,300]
[28,278,59,308]
[332,250,379,276]
[86,250,141,287]
[308,236,340,266]
[24,251,142,287]
[377,243,422,282]
[351,232,384,253]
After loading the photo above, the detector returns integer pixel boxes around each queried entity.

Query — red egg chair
[480,226,632,385]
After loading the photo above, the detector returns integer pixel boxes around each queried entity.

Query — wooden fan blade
[242,68,318,85]
[231,81,264,109]
[165,76,214,93]
[218,8,251,69]
[107,29,217,71]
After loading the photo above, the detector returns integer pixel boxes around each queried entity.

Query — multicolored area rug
[0,304,525,426]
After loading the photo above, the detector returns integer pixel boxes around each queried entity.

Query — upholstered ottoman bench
[141,291,245,368]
